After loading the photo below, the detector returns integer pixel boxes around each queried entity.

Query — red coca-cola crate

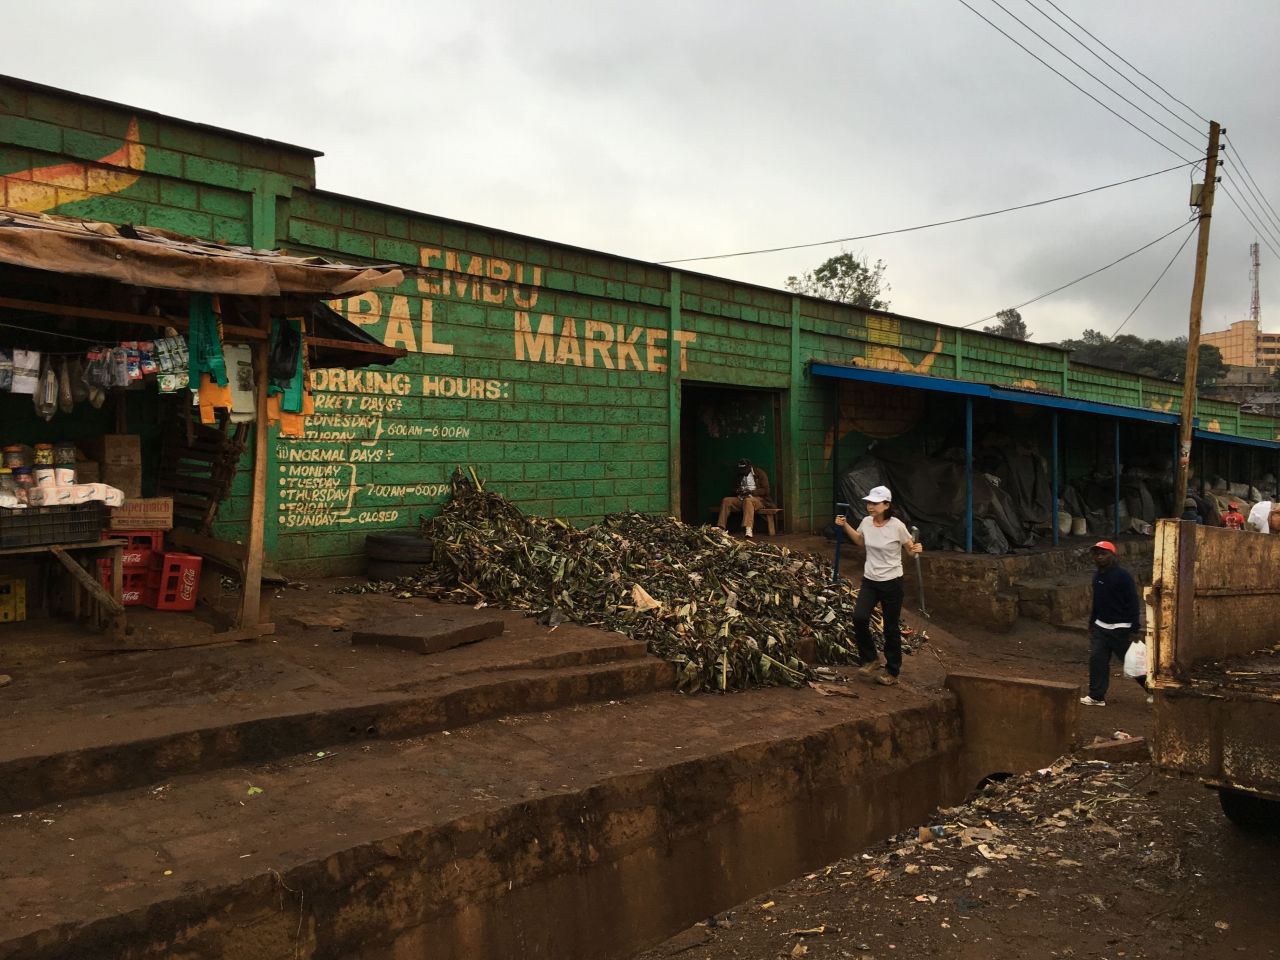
[145,551,202,611]
[104,530,163,568]
[97,565,149,606]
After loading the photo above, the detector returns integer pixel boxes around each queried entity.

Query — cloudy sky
[6,1,1280,343]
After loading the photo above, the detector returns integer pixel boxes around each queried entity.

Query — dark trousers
[1088,624,1146,701]
[853,577,904,676]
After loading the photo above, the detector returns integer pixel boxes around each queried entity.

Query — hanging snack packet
[139,341,158,376]
[0,348,12,391]
[109,346,130,387]
[58,359,74,413]
[67,356,89,402]
[122,341,143,382]
[34,358,58,420]
[10,349,40,394]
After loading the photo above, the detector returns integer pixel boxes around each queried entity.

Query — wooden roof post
[238,298,271,632]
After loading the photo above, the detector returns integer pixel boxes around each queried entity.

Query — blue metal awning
[811,360,1280,451]
[809,361,1179,425]
[1194,428,1280,450]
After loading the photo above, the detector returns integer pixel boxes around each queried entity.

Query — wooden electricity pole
[1174,120,1222,507]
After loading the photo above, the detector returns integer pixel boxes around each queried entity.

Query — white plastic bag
[1123,639,1148,679]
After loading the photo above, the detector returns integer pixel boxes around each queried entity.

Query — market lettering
[421,376,507,400]
[335,292,454,355]
[279,447,348,462]
[417,247,541,309]
[311,368,413,396]
[513,313,695,372]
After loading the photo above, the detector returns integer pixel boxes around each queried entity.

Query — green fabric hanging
[270,317,307,413]
[188,294,228,387]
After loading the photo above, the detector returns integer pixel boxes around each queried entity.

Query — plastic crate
[0,502,106,548]
[105,530,164,561]
[0,576,25,623]
[146,552,202,611]
[97,565,148,606]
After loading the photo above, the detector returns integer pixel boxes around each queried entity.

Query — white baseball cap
[863,485,892,503]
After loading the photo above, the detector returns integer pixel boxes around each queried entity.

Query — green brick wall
[4,76,1280,573]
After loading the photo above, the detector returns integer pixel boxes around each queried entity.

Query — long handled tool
[833,502,850,583]
[909,525,930,618]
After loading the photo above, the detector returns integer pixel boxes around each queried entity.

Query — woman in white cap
[834,485,922,686]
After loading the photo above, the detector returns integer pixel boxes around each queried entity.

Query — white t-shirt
[1248,501,1273,534]
[857,516,912,581]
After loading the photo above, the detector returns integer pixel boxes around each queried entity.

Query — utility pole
[1174,121,1222,507]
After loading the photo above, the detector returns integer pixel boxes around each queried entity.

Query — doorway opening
[679,384,782,527]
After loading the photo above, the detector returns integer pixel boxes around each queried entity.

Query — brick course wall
[4,77,1280,574]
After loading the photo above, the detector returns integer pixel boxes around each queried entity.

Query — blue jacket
[1091,564,1140,629]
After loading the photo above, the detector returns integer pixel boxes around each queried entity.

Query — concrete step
[1013,575,1092,627]
[0,685,964,960]
[0,656,676,816]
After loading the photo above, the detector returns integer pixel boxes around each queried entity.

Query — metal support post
[1113,421,1121,537]
[965,398,974,554]
[1051,411,1060,546]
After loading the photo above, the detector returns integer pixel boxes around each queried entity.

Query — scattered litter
[1216,920,1230,931]
[788,925,831,936]
[246,786,263,797]
[808,681,859,698]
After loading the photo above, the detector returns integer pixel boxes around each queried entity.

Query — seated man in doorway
[716,458,772,538]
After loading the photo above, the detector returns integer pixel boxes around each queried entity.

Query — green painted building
[3,76,1277,574]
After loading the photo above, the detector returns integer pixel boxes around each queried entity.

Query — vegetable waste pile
[345,477,923,693]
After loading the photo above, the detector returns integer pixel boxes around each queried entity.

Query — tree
[1053,330,1226,387]
[785,251,890,310]
[983,308,1030,340]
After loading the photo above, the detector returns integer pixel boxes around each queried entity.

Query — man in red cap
[1222,502,1246,530]
[1080,540,1145,707]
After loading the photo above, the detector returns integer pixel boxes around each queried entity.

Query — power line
[1227,165,1280,244]
[1223,135,1280,238]
[1036,0,1211,126]
[981,0,1203,154]
[1218,170,1280,254]
[1111,222,1198,338]
[1219,181,1280,263]
[951,0,1194,164]
[1019,0,1205,141]
[658,159,1197,264]
[1218,175,1280,253]
[962,218,1197,329]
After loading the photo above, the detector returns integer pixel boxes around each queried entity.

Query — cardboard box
[87,436,142,498]
[90,435,141,466]
[109,497,173,531]
[76,460,100,484]
[101,463,141,498]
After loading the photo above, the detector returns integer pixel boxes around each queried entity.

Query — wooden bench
[708,505,783,535]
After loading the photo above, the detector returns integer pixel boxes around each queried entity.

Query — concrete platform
[0,596,670,812]
[350,610,505,654]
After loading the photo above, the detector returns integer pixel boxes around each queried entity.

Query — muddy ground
[633,616,1280,960]
[4,532,1268,959]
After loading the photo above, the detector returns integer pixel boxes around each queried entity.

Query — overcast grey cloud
[5,0,1279,344]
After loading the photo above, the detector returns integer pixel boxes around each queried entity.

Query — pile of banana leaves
[348,475,921,693]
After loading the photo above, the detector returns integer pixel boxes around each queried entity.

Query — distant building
[1203,319,1280,371]
[1204,364,1276,404]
